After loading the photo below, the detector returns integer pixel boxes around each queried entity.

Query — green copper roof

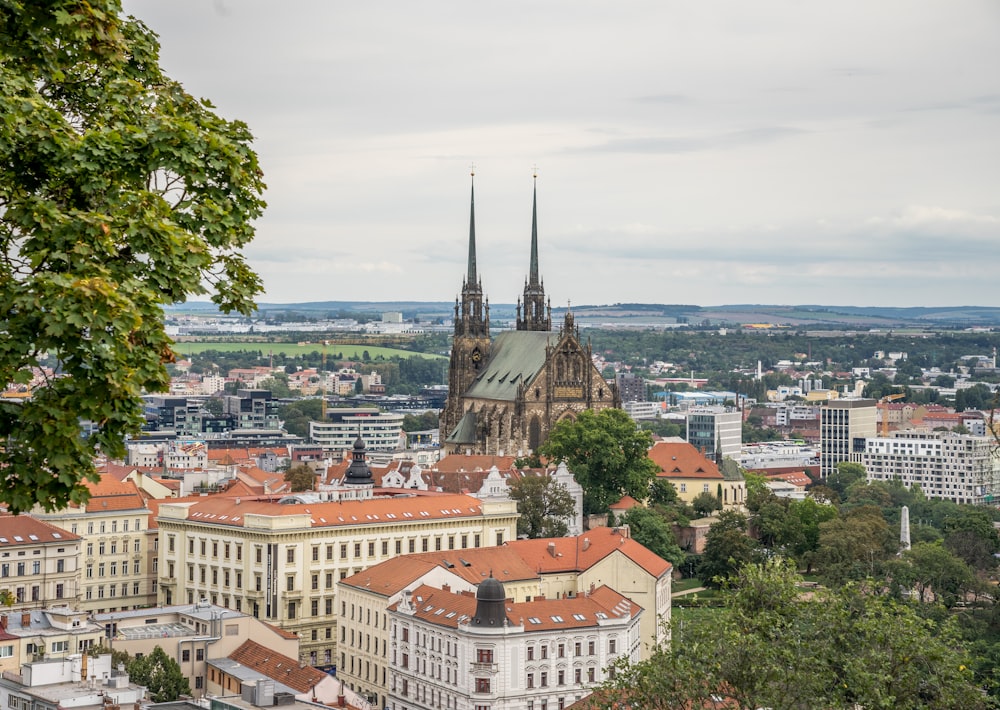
[467,175,477,284]
[445,409,479,444]
[528,177,539,287]
[464,330,558,401]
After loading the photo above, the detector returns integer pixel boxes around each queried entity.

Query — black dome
[471,576,507,627]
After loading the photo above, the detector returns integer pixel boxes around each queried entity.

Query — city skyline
[125,1,1000,307]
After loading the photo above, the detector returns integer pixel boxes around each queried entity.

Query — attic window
[528,617,541,624]
[573,614,586,621]
[51,533,62,539]
[551,615,564,623]
[28,535,38,541]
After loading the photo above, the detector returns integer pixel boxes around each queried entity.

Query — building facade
[820,398,877,478]
[0,516,81,610]
[857,430,1000,505]
[156,492,518,668]
[310,408,405,453]
[32,476,154,614]
[440,177,620,457]
[685,408,742,459]
[387,578,642,710]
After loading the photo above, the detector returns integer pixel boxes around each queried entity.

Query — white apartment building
[820,399,877,478]
[387,578,642,710]
[857,430,1000,505]
[310,408,405,453]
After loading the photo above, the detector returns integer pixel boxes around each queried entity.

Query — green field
[170,341,446,360]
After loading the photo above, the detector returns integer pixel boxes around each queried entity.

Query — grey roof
[207,658,299,696]
[464,330,557,401]
[445,410,478,445]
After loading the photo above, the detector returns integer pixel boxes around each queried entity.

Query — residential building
[648,441,747,510]
[387,577,642,710]
[857,430,1000,505]
[93,601,299,697]
[310,408,404,453]
[0,654,145,710]
[156,491,518,668]
[685,408,742,459]
[0,606,105,664]
[224,389,281,430]
[820,398,877,478]
[32,476,154,613]
[0,515,81,609]
[337,527,671,706]
[615,372,646,403]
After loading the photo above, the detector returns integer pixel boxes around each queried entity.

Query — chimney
[547,542,556,558]
[21,612,31,628]
[582,538,590,551]
[0,614,6,630]
[337,697,346,708]
[442,583,450,593]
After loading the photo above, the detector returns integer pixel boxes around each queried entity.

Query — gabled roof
[227,640,327,693]
[505,527,671,579]
[444,410,478,444]
[648,441,723,480]
[392,582,641,632]
[79,475,149,512]
[434,454,518,473]
[464,330,559,401]
[0,514,81,547]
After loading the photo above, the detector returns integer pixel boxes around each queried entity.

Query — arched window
[528,417,542,451]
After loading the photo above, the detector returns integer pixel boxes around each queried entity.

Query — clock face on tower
[471,348,482,364]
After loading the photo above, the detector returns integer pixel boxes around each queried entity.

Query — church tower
[516,174,552,332]
[441,173,491,444]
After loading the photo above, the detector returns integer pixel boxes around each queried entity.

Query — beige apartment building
[32,475,155,613]
[0,515,81,610]
[337,527,672,707]
[156,491,518,667]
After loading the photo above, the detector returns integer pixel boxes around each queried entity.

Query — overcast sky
[124,1,1000,308]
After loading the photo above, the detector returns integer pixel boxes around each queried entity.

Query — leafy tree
[814,506,898,585]
[691,491,722,517]
[202,397,224,417]
[620,506,685,568]
[637,418,683,438]
[0,2,264,512]
[127,646,190,702]
[283,464,316,492]
[88,644,130,668]
[538,408,657,515]
[508,474,575,539]
[401,410,439,432]
[278,398,323,438]
[605,558,992,709]
[890,542,975,607]
[647,477,678,507]
[0,589,14,609]
[826,461,867,502]
[698,510,760,586]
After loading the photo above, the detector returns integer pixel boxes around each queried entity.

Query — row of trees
[89,645,190,702]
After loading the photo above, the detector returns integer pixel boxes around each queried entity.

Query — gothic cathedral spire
[454,171,489,338]
[516,172,552,331]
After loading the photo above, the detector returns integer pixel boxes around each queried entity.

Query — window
[340,544,348,559]
[86,543,93,556]
[311,600,319,616]
[588,640,595,655]
[255,546,263,563]
[541,646,548,659]
[421,539,428,552]
[434,537,442,551]
[588,667,596,682]
[609,639,617,654]
[311,574,319,590]
[288,602,296,619]
[354,543,361,558]
[287,576,295,591]
[541,671,548,687]
[98,563,105,577]
[496,532,504,546]
[312,546,320,562]
[182,649,191,662]
[86,564,93,578]
[476,648,493,663]
[680,483,687,493]
[225,543,231,559]
[558,670,565,685]
[395,540,402,555]
[575,642,581,656]
[368,541,375,557]
[382,540,389,555]
[134,539,141,553]
[286,548,295,563]
[575,668,582,683]
[475,678,490,693]
[558,643,565,658]
[195,676,203,690]
[32,561,40,575]
[408,540,415,553]
[703,483,710,493]
[527,673,534,688]
[200,540,206,555]
[168,536,175,553]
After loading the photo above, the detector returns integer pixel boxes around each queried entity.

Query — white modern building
[310,408,405,453]
[820,399,877,478]
[857,430,1000,505]
[685,408,742,459]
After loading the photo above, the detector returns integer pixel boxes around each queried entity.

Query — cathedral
[439,175,621,456]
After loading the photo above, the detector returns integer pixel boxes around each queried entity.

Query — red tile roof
[163,492,488,529]
[393,582,641,632]
[505,527,672,579]
[648,441,723,480]
[0,514,81,547]
[227,639,327,693]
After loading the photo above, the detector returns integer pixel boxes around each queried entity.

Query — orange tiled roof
[432,454,517,474]
[392,582,641,632]
[609,495,641,511]
[505,527,671,579]
[81,475,149,512]
[648,441,723,480]
[227,639,327,694]
[0,514,81,547]
[164,492,487,529]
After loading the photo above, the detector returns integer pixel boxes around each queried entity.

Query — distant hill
[166,302,1000,328]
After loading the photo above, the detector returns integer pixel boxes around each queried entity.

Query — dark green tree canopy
[127,645,190,703]
[508,473,575,539]
[283,464,316,493]
[538,408,657,514]
[0,1,265,512]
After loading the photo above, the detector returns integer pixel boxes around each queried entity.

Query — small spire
[467,168,477,284]
[529,170,539,287]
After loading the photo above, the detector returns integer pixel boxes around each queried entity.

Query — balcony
[469,662,497,674]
